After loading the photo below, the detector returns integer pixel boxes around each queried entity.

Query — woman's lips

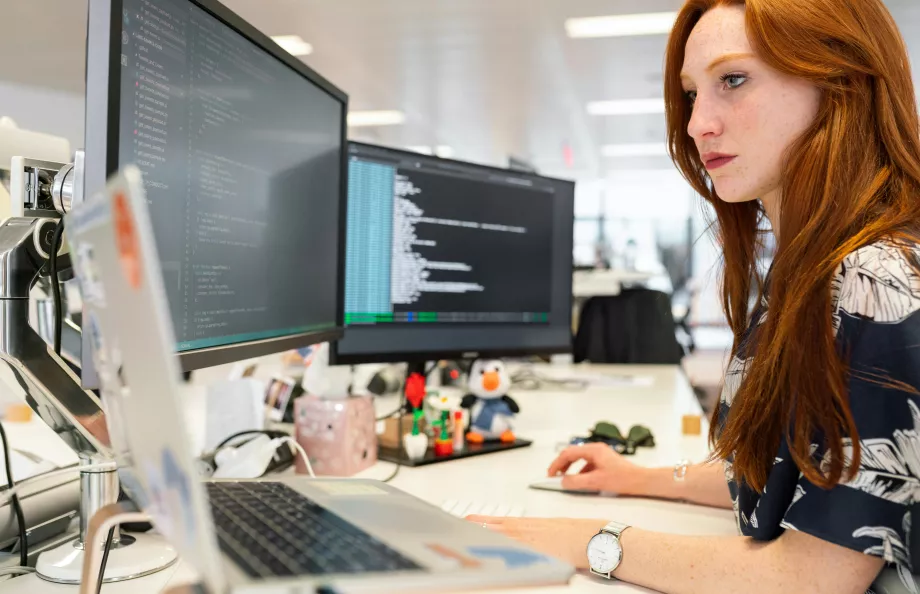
[703,154,736,170]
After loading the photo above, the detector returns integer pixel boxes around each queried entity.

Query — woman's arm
[615,526,884,594]
[631,462,733,509]
[548,444,733,509]
[465,516,885,594]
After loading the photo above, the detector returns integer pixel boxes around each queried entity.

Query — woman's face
[680,5,821,205]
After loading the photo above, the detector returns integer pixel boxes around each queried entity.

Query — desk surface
[1,364,737,594]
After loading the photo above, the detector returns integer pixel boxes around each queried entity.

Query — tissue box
[293,394,377,476]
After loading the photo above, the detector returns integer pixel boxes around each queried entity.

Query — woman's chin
[713,183,759,205]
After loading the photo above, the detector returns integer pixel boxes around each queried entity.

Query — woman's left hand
[465,515,606,569]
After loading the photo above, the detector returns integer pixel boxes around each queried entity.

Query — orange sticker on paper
[112,192,142,290]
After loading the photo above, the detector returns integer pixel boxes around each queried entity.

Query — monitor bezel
[84,0,348,387]
[330,141,575,366]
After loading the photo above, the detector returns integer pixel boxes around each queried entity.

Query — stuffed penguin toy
[461,360,519,443]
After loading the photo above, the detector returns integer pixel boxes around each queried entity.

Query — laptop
[66,166,574,594]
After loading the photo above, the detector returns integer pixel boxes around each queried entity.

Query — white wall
[0,81,85,150]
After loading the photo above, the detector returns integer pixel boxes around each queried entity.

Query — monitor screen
[332,142,574,364]
[84,0,347,385]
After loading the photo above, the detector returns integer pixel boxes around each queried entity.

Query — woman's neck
[761,189,782,241]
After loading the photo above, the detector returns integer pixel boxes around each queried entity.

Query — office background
[2,0,918,349]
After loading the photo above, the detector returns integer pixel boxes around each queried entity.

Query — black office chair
[573,288,684,365]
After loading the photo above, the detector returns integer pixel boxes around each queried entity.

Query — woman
[467,0,920,591]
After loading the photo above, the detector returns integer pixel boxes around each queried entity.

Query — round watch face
[587,532,622,574]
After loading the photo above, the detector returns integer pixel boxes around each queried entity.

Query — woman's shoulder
[838,238,920,271]
[832,238,920,330]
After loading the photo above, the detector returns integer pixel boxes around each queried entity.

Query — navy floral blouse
[719,242,920,593]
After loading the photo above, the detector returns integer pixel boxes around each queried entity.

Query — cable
[0,423,27,566]
[278,437,314,479]
[0,567,36,578]
[510,366,589,392]
[49,219,65,356]
[381,390,406,484]
[96,526,115,594]
[215,430,276,450]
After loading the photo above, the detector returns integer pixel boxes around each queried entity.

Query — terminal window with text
[116,0,343,352]
[345,145,555,327]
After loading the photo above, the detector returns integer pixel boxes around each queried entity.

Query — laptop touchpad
[332,497,467,535]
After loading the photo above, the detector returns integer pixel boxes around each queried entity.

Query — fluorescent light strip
[588,98,665,116]
[602,143,669,158]
[270,35,313,56]
[347,111,406,127]
[565,12,677,38]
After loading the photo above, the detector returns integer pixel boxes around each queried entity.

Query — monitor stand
[0,213,177,583]
[376,360,532,467]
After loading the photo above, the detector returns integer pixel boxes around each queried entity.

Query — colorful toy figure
[433,411,453,457]
[461,360,519,444]
[452,411,465,453]
[402,409,428,461]
[404,372,427,411]
[426,392,461,457]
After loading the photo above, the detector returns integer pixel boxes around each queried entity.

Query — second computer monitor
[332,142,574,365]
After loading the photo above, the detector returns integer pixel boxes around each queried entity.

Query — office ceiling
[2,0,919,180]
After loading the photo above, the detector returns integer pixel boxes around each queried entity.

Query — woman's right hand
[547,443,648,495]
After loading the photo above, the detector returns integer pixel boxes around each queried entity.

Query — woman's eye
[686,90,698,105]
[721,74,747,90]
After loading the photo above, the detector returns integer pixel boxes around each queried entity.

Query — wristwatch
[586,521,630,579]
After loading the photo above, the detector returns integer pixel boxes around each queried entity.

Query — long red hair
[665,0,920,491]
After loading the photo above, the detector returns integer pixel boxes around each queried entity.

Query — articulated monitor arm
[0,215,111,458]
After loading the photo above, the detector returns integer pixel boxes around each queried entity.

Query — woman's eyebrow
[706,52,755,72]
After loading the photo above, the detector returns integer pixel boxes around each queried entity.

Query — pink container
[293,394,378,476]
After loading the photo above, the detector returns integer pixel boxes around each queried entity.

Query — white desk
[1,364,737,594]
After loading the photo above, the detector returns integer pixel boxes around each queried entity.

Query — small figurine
[433,417,453,457]
[425,392,461,457]
[404,372,427,411]
[461,359,519,444]
[402,409,429,461]
[424,392,460,429]
[401,374,431,461]
[452,411,465,453]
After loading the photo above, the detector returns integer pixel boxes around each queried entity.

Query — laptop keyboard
[206,482,422,578]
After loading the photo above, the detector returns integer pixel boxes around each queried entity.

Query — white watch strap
[602,521,630,539]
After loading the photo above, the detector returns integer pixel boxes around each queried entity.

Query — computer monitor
[331,142,575,365]
[82,0,348,388]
